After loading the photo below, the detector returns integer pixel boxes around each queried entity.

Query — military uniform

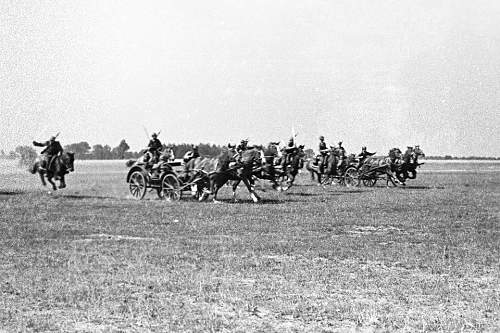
[192,146,200,158]
[337,142,347,172]
[147,135,162,163]
[263,143,279,178]
[357,147,375,169]
[318,136,328,173]
[237,140,248,154]
[33,138,63,170]
[281,139,296,170]
[403,147,413,164]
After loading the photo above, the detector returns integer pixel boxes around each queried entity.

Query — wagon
[320,159,360,187]
[357,164,397,187]
[126,158,183,200]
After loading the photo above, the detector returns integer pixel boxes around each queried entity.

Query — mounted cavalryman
[357,146,375,168]
[318,135,328,173]
[337,141,346,172]
[263,141,279,178]
[33,135,64,171]
[281,137,297,171]
[403,146,413,165]
[147,133,162,163]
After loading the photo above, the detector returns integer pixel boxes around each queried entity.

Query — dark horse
[306,147,343,185]
[29,152,75,190]
[361,148,404,187]
[183,147,261,203]
[397,146,425,182]
[276,145,306,189]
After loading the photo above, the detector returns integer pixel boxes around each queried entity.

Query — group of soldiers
[316,136,377,173]
[31,133,419,177]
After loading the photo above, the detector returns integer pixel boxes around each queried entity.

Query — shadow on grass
[284,192,321,197]
[57,194,117,200]
[0,191,24,196]
[400,185,445,190]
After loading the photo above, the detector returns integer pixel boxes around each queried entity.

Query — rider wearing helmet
[237,139,248,154]
[281,137,297,171]
[357,146,375,169]
[318,135,328,173]
[403,146,413,164]
[337,141,347,172]
[263,141,279,178]
[33,135,64,171]
[147,133,162,163]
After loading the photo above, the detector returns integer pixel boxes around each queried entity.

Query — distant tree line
[0,140,229,165]
[1,143,499,164]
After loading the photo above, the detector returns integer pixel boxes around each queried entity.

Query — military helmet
[50,136,56,141]
[319,136,324,140]
[152,133,157,138]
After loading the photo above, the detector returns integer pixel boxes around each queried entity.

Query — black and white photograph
[1,1,499,331]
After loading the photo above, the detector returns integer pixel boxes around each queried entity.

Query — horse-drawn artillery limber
[306,148,360,187]
[126,155,183,200]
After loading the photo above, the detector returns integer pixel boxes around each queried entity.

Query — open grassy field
[0,160,499,332]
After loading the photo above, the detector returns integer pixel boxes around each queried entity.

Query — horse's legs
[386,169,403,187]
[46,175,57,191]
[231,179,241,203]
[242,178,260,203]
[58,175,66,189]
[38,171,47,187]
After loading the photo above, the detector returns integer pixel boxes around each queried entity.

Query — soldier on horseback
[318,136,329,173]
[147,133,162,163]
[357,146,375,168]
[263,141,280,179]
[337,141,347,172]
[403,146,413,165]
[281,137,296,171]
[33,135,63,172]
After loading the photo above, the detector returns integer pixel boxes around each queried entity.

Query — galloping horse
[278,145,306,189]
[29,152,75,190]
[229,147,266,201]
[306,147,341,184]
[361,148,404,187]
[183,146,261,203]
[399,146,425,181]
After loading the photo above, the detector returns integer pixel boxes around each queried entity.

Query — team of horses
[181,144,305,203]
[29,143,425,203]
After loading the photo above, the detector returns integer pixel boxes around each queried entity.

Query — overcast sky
[1,0,499,156]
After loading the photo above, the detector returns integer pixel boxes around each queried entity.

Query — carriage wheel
[129,171,147,200]
[362,177,377,187]
[396,172,407,183]
[161,174,181,201]
[344,167,360,187]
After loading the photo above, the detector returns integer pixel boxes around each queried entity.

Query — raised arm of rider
[33,141,47,147]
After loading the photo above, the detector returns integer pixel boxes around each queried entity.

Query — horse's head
[62,152,75,172]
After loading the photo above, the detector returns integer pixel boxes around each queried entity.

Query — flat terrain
[0,160,499,332]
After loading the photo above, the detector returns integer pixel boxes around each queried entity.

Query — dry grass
[0,160,499,332]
